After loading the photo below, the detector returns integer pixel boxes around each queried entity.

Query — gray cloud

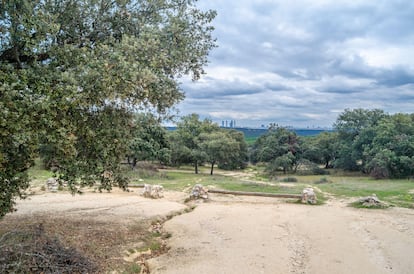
[177,0,414,128]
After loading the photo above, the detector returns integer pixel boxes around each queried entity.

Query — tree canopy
[169,114,248,174]
[251,125,300,174]
[0,0,216,218]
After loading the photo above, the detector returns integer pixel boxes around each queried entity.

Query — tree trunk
[195,160,198,174]
[210,161,215,175]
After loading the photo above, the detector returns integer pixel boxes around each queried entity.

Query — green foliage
[127,114,170,167]
[314,177,331,184]
[201,129,248,175]
[1,0,216,217]
[169,115,248,175]
[219,129,249,170]
[333,109,413,179]
[279,177,298,183]
[168,114,218,173]
[302,132,338,168]
[333,108,386,171]
[0,66,39,218]
[364,113,414,178]
[251,125,300,174]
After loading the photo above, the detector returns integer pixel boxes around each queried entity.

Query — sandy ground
[8,189,188,223]
[149,195,414,274]
[6,190,414,274]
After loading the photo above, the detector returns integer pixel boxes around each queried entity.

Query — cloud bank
[178,0,414,128]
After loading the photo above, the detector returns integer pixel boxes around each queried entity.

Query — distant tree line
[120,113,248,175]
[251,109,413,179]
[96,109,413,181]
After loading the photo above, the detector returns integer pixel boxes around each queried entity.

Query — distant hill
[227,127,332,138]
[166,126,332,138]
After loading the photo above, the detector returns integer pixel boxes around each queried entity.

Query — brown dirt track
[3,189,414,273]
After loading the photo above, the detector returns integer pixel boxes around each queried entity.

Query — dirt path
[5,189,414,274]
[8,189,188,223]
[149,194,414,274]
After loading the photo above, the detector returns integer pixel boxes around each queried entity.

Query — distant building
[221,120,237,128]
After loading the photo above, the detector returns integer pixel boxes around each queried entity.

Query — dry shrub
[0,223,97,273]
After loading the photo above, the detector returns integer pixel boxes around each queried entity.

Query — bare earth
[7,190,414,274]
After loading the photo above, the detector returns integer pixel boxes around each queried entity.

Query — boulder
[358,194,387,207]
[45,178,59,192]
[141,184,164,199]
[190,184,209,200]
[301,187,317,204]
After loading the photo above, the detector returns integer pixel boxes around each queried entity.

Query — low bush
[279,177,298,183]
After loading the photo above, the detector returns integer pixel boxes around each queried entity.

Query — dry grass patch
[0,214,170,273]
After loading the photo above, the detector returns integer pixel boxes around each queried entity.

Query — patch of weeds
[127,248,136,254]
[184,205,196,213]
[280,177,298,183]
[349,201,390,209]
[314,177,331,184]
[122,262,141,274]
[151,231,162,237]
[149,240,162,252]
[0,224,97,274]
[162,232,172,239]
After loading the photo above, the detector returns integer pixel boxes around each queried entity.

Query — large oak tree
[0,0,216,218]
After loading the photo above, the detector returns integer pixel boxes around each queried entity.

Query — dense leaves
[127,113,170,167]
[169,114,248,174]
[333,109,386,171]
[364,114,414,178]
[1,0,216,217]
[333,109,413,178]
[251,125,300,174]
[251,109,413,179]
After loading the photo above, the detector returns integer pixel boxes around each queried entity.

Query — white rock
[142,184,164,199]
[190,184,209,200]
[301,187,317,204]
[45,178,59,192]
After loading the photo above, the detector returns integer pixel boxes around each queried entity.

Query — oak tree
[0,0,216,217]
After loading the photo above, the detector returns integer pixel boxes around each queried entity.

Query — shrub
[279,177,298,183]
[314,177,331,184]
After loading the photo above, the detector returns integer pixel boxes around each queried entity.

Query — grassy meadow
[27,161,414,209]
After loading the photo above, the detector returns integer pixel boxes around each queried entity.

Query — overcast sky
[177,0,414,128]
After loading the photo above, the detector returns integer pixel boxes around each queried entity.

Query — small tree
[364,113,414,178]
[170,114,218,173]
[200,131,240,175]
[334,108,386,171]
[250,125,300,175]
[218,129,249,170]
[127,114,170,168]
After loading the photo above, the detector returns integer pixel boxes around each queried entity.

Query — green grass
[28,162,414,208]
[315,176,414,207]
[245,136,258,145]
[28,159,53,181]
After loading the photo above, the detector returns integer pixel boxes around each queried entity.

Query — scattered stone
[149,222,163,234]
[358,194,388,208]
[301,187,317,204]
[45,178,59,192]
[189,184,209,200]
[141,184,164,199]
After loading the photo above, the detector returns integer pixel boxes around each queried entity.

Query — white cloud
[178,0,414,128]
